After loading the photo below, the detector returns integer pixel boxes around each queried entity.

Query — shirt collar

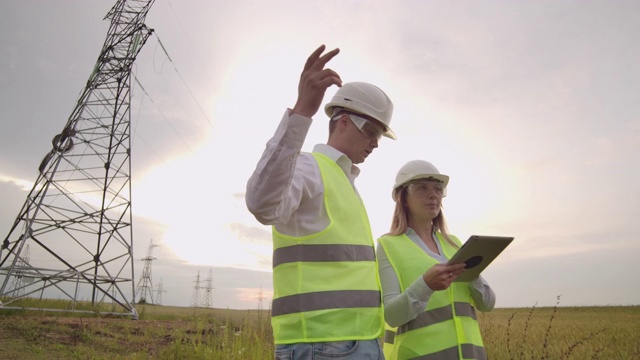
[312,144,361,178]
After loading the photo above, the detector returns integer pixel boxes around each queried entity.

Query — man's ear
[328,114,348,146]
[337,114,350,131]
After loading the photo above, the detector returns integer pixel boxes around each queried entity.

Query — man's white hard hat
[324,82,396,140]
[392,160,449,201]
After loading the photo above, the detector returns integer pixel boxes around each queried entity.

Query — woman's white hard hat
[392,160,449,201]
[324,82,396,140]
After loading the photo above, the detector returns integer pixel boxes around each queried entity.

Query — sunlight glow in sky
[1,0,638,309]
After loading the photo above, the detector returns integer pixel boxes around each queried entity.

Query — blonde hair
[386,187,459,249]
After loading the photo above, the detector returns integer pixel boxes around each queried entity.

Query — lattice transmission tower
[0,0,156,318]
[134,239,158,304]
[155,278,167,305]
[256,286,264,311]
[202,269,215,308]
[190,270,202,308]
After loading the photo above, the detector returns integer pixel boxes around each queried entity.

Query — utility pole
[0,0,156,318]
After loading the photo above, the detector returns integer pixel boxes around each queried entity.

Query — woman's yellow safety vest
[379,232,487,359]
[271,152,384,344]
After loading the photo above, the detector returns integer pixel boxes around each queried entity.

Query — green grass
[0,298,639,359]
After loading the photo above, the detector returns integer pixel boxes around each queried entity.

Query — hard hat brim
[392,173,449,201]
[328,105,397,140]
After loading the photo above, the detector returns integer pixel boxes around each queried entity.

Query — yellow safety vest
[379,232,486,359]
[271,152,384,344]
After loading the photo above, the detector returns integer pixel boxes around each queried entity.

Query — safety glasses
[347,114,385,141]
[406,180,447,198]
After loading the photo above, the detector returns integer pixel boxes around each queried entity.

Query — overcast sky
[1,0,638,310]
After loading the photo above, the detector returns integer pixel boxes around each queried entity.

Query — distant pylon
[202,269,215,308]
[0,0,156,318]
[257,286,264,311]
[155,278,167,305]
[134,239,158,304]
[190,271,201,307]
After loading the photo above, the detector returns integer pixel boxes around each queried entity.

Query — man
[246,44,396,359]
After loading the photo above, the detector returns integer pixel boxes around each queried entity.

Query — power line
[132,74,196,154]
[153,33,213,128]
[165,0,218,88]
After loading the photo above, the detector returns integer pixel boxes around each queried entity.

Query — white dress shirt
[246,109,361,236]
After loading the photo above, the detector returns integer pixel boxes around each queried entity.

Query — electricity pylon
[155,278,167,305]
[134,239,158,304]
[0,0,155,318]
[190,271,201,308]
[256,286,264,311]
[202,269,214,308]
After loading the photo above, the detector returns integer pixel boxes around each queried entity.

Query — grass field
[0,299,638,359]
[478,304,640,359]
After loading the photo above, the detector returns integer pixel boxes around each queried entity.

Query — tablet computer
[446,235,514,282]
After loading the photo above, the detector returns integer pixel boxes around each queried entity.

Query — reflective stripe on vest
[271,152,384,344]
[385,331,485,360]
[411,344,487,360]
[379,233,486,360]
[272,289,381,316]
[383,324,397,360]
[396,302,477,335]
[273,244,375,267]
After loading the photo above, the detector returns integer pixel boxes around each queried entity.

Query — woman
[377,160,495,360]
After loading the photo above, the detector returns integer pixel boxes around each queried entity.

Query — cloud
[1,0,639,309]
[0,174,35,192]
[228,222,271,245]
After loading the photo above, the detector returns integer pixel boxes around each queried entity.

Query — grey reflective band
[460,344,487,360]
[273,244,375,268]
[412,344,486,360]
[384,329,395,344]
[272,290,381,317]
[397,302,476,335]
[454,301,477,319]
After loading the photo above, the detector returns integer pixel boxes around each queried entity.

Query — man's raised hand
[291,45,342,118]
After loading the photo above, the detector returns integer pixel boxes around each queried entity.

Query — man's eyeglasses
[332,112,384,141]
[407,180,447,198]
